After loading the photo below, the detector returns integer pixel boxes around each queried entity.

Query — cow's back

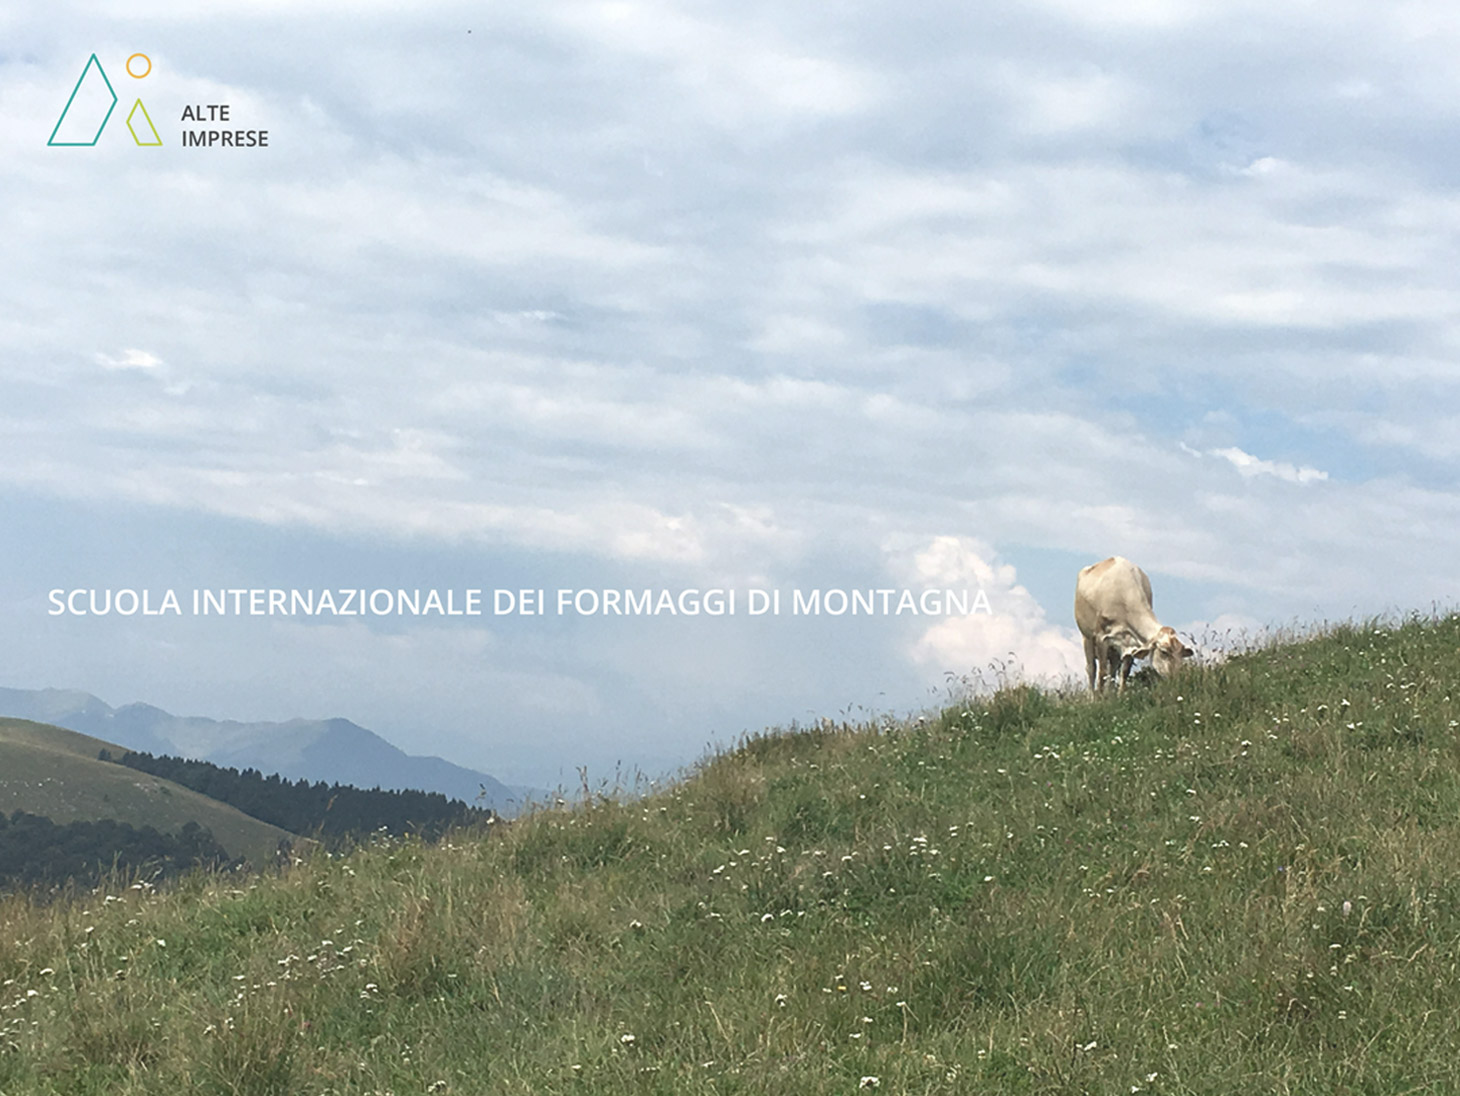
[1075,556,1157,639]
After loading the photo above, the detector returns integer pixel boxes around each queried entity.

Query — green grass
[6,615,1460,1094]
[0,720,304,866]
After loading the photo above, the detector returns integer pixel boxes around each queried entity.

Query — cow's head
[1135,626,1194,677]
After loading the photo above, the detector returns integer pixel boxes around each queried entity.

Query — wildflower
[620,1033,636,1044]
[774,994,788,1007]
[860,1078,881,1089]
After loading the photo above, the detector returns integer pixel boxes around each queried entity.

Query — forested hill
[0,812,239,892]
[103,749,497,847]
[0,717,300,869]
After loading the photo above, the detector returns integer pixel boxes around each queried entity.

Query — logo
[47,52,269,149]
[48,52,161,147]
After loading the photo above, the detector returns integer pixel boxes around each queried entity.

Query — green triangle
[127,99,162,147]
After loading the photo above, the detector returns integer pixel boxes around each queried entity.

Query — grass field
[4,614,1460,1094]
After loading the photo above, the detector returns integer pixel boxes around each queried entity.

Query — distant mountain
[0,688,530,816]
[0,717,300,865]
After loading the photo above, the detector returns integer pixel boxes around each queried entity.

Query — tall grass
[5,614,1460,1093]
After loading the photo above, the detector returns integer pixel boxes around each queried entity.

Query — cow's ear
[1132,642,1156,660]
[1180,643,1195,658]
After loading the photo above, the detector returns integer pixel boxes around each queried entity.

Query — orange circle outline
[126,53,151,78]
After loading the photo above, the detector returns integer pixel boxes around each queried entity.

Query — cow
[1074,556,1193,693]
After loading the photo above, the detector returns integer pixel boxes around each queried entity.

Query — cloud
[901,537,1085,686]
[8,1,1460,782]
[96,348,163,370]
[1208,446,1329,485]
[546,0,886,127]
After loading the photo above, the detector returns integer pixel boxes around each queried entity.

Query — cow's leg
[1117,652,1134,693]
[1084,634,1098,692]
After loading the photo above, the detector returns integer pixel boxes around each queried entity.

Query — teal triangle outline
[48,54,118,146]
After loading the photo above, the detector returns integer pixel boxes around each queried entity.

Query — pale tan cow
[1074,556,1193,692]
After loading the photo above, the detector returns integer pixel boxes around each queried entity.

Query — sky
[3,1,1460,788]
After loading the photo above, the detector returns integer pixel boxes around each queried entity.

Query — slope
[0,718,303,867]
[5,615,1460,1094]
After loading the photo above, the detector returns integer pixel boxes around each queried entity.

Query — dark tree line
[100,749,496,847]
[0,810,238,893]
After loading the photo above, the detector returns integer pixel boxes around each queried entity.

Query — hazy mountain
[0,688,530,815]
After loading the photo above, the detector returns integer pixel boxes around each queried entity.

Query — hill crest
[0,687,528,814]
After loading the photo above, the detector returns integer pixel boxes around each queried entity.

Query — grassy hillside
[0,720,301,867]
[5,615,1460,1094]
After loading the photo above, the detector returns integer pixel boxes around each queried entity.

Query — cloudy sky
[3,1,1459,787]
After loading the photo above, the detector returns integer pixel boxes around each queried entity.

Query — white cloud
[1020,0,1216,30]
[998,65,1144,137]
[96,348,162,370]
[1208,446,1329,485]
[900,537,1085,686]
[549,0,885,126]
[9,1,1460,782]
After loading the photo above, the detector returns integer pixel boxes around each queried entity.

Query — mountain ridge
[0,687,530,815]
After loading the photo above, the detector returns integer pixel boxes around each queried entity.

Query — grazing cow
[1074,556,1193,692]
